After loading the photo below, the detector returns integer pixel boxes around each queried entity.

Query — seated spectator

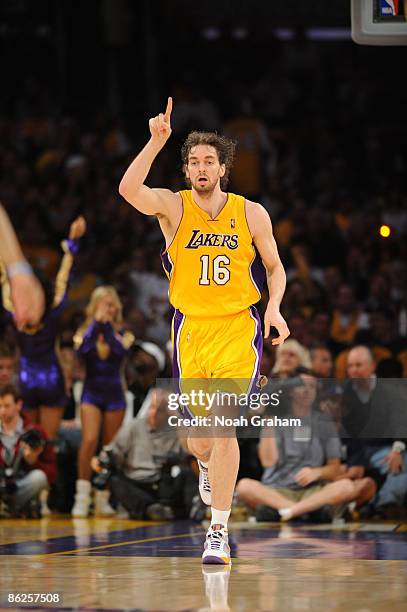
[334,329,392,378]
[271,339,311,379]
[342,346,407,517]
[127,341,166,417]
[330,285,369,348]
[0,384,56,516]
[0,342,18,386]
[91,389,196,520]
[369,309,406,355]
[310,346,334,378]
[286,313,312,347]
[311,312,342,356]
[236,373,372,522]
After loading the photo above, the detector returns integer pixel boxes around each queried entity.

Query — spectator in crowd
[286,314,312,347]
[330,285,369,348]
[310,346,334,378]
[224,98,272,199]
[369,309,405,355]
[342,345,407,517]
[129,254,173,346]
[236,373,374,522]
[0,217,86,440]
[91,389,195,520]
[271,338,311,379]
[311,312,342,356]
[0,204,44,329]
[126,341,166,417]
[72,286,134,517]
[0,384,56,517]
[0,342,18,386]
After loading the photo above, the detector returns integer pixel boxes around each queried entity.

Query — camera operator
[91,389,196,520]
[0,384,56,516]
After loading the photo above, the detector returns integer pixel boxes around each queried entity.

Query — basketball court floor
[1,517,407,611]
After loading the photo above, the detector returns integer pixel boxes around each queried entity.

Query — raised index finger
[164,96,173,122]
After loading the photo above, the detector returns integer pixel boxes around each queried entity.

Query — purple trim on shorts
[248,306,263,395]
[172,309,184,384]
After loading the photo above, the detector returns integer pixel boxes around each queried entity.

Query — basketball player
[119,98,289,564]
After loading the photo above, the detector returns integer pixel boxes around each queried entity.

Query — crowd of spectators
[0,36,406,520]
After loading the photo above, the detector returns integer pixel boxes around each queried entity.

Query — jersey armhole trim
[243,198,255,242]
[162,192,184,255]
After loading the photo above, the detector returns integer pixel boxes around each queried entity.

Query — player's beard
[192,176,216,196]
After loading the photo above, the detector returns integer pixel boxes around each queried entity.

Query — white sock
[278,507,293,521]
[210,507,231,529]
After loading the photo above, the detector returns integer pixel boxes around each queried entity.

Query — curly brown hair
[181,131,236,190]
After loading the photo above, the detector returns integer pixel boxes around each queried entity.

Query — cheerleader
[72,286,134,517]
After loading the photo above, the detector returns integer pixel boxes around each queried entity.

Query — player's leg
[203,308,263,564]
[172,311,216,506]
[210,435,240,510]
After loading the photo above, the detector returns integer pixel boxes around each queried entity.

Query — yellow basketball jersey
[161,190,265,317]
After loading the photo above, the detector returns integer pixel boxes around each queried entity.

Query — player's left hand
[264,305,290,345]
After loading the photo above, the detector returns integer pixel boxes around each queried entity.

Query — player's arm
[246,201,289,344]
[119,97,179,217]
[0,203,45,328]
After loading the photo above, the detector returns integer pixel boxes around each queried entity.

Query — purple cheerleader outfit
[75,321,134,411]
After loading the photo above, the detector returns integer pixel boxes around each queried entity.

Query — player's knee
[187,437,212,460]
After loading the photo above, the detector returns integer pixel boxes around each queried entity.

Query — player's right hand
[149,97,172,146]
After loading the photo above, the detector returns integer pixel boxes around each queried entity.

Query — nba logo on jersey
[380,0,399,16]
[230,218,235,228]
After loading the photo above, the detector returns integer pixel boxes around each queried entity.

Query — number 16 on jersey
[199,255,231,286]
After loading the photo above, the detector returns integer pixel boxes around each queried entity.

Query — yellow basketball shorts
[171,306,263,418]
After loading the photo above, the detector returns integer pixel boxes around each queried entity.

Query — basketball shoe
[198,460,211,505]
[202,524,231,565]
